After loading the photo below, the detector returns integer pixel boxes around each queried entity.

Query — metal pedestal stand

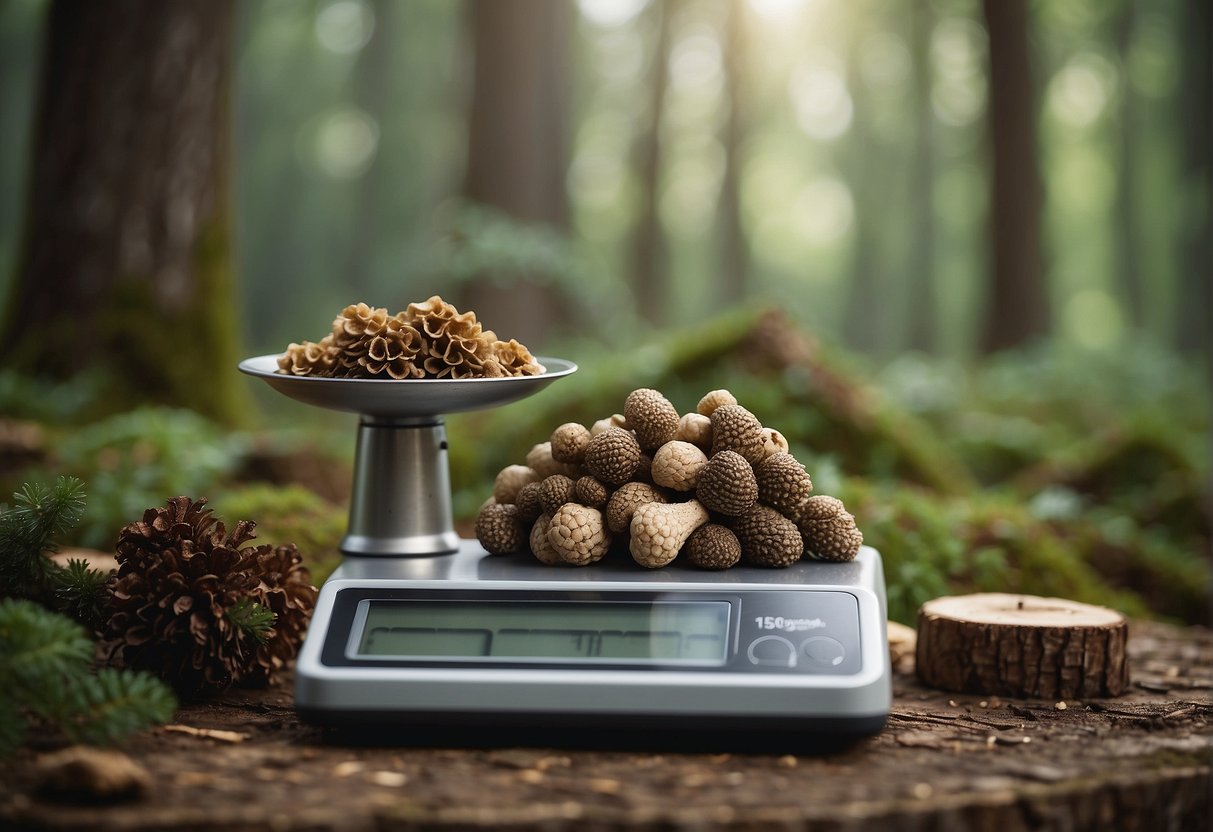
[237,355,577,557]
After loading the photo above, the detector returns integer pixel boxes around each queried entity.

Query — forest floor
[2,621,1210,832]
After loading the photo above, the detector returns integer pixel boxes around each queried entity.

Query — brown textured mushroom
[695,450,759,516]
[629,500,709,569]
[548,504,612,566]
[624,388,680,451]
[760,428,790,459]
[550,423,592,464]
[606,482,669,535]
[537,475,577,515]
[674,413,713,451]
[732,505,804,567]
[529,514,564,566]
[526,442,581,479]
[574,476,610,509]
[685,524,742,570]
[475,502,526,555]
[754,452,813,517]
[798,495,863,562]
[696,389,738,418]
[583,427,643,485]
[710,404,767,463]
[650,441,709,492]
[493,465,539,503]
[514,481,545,522]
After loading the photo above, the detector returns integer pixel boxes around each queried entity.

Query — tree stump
[916,593,1129,698]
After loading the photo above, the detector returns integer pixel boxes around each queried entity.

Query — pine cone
[99,497,318,695]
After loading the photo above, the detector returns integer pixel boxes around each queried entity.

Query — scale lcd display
[354,600,731,664]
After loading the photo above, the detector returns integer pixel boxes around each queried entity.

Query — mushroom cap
[798,495,863,562]
[492,465,539,504]
[583,427,643,486]
[629,500,709,569]
[606,482,669,534]
[685,523,742,570]
[514,481,545,522]
[710,404,767,463]
[650,441,709,492]
[550,422,592,464]
[696,389,738,418]
[537,474,577,515]
[754,452,813,516]
[732,505,804,567]
[548,504,611,566]
[525,442,581,479]
[674,412,713,451]
[475,502,525,555]
[573,476,610,509]
[695,450,759,516]
[529,514,564,565]
[624,388,681,452]
[760,427,790,459]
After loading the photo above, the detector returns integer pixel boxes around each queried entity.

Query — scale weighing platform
[239,353,891,747]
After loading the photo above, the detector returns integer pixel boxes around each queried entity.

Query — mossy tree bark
[0,0,244,425]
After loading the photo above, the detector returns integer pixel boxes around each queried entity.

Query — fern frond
[64,669,177,746]
[52,558,113,630]
[226,598,276,644]
[0,599,93,695]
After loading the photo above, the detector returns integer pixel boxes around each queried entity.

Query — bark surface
[1,621,1208,831]
[916,593,1130,699]
[0,0,242,423]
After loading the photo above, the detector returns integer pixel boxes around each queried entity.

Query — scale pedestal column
[341,417,461,556]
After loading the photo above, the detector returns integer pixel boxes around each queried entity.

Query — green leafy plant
[0,598,176,755]
[46,407,251,548]
[0,476,103,617]
[225,598,276,645]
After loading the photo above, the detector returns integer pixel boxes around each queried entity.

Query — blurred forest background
[0,0,1208,626]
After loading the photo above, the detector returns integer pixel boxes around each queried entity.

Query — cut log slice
[916,593,1129,699]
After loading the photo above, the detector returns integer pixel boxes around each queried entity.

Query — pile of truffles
[476,388,863,570]
[277,296,544,380]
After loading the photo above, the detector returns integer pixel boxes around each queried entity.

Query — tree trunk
[979,0,1049,354]
[0,0,244,424]
[716,0,749,307]
[459,0,571,348]
[1176,0,1211,358]
[629,0,675,326]
[1114,0,1145,332]
[842,24,885,355]
[903,0,937,354]
[345,0,394,294]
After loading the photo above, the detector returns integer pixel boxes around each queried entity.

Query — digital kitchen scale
[239,355,891,747]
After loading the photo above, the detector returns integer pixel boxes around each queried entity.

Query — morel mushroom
[584,427,643,485]
[606,482,669,535]
[754,452,813,517]
[630,500,709,569]
[475,502,525,555]
[624,388,680,451]
[650,441,709,492]
[798,495,863,562]
[695,450,758,516]
[732,505,804,568]
[548,504,611,566]
[685,524,742,570]
[710,404,767,464]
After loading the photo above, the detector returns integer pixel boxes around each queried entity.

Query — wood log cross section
[916,593,1130,699]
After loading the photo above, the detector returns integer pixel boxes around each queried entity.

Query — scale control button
[747,635,797,668]
[801,636,846,667]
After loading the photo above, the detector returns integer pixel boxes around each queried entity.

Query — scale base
[295,543,891,751]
